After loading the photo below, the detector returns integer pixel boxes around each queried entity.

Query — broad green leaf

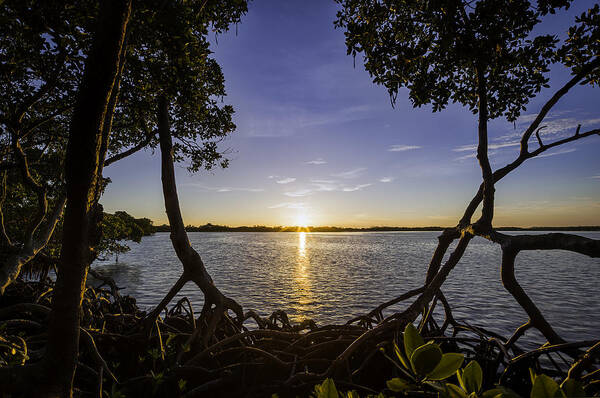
[314,378,339,398]
[403,323,424,358]
[427,352,464,380]
[530,374,560,398]
[445,383,469,398]
[410,341,442,376]
[560,379,586,398]
[386,377,411,392]
[460,360,483,394]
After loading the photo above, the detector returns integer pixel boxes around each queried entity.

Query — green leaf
[410,341,442,376]
[345,391,360,398]
[427,352,464,380]
[403,323,424,358]
[560,379,585,398]
[386,378,411,392]
[481,387,521,398]
[459,360,483,394]
[445,383,469,398]
[530,374,560,398]
[394,341,411,370]
[314,378,339,398]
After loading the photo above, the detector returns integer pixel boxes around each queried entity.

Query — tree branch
[0,194,66,294]
[519,57,600,154]
[146,95,242,346]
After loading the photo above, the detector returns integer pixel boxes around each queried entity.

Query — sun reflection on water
[298,231,307,257]
[291,232,314,322]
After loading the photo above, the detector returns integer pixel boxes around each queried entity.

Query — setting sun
[294,211,310,227]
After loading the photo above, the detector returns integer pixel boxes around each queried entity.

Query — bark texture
[37,1,131,396]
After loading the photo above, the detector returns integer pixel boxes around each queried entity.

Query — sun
[294,212,309,228]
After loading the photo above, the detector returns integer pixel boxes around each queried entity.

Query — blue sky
[102,1,600,227]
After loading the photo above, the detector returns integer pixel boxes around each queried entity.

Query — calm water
[93,231,600,344]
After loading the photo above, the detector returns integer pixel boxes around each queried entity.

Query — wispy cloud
[454,151,501,162]
[591,175,600,179]
[306,158,327,165]
[276,177,296,184]
[536,148,576,158]
[495,114,600,143]
[243,104,375,137]
[331,167,367,179]
[379,177,394,183]
[284,189,313,197]
[187,184,264,193]
[311,180,339,192]
[388,145,422,152]
[268,202,308,209]
[453,141,520,152]
[454,152,477,161]
[342,184,372,192]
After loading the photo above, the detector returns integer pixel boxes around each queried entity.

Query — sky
[101,1,600,228]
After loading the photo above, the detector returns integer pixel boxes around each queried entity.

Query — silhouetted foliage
[335,0,598,121]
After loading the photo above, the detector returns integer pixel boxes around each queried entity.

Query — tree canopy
[0,0,248,291]
[335,0,598,121]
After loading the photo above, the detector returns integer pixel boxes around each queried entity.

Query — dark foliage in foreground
[1,278,598,397]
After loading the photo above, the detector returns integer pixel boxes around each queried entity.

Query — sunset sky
[102,0,600,228]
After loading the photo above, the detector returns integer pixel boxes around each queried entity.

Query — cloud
[379,177,394,183]
[284,189,313,197]
[331,167,367,179]
[495,114,600,144]
[388,145,421,152]
[454,152,477,161]
[187,184,264,193]
[276,177,296,184]
[342,184,372,192]
[243,103,375,137]
[536,148,576,158]
[312,180,339,192]
[306,158,327,165]
[591,175,600,179]
[268,202,308,209]
[453,141,520,152]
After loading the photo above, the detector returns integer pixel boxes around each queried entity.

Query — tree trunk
[145,95,242,347]
[38,1,131,396]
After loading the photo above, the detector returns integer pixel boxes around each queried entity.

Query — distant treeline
[152,223,600,233]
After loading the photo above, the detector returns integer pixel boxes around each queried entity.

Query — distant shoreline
[152,224,600,233]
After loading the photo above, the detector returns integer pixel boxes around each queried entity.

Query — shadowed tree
[332,0,600,367]
[0,0,248,395]
[0,0,94,293]
[0,0,247,293]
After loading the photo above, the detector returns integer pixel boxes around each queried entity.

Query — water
[93,231,600,344]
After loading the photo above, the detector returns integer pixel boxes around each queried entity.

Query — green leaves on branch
[312,378,381,398]
[313,324,591,398]
[390,323,464,386]
[529,371,586,398]
[458,360,483,394]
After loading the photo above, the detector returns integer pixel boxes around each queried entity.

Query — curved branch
[500,248,565,345]
[0,195,66,294]
[520,57,600,153]
[145,95,242,345]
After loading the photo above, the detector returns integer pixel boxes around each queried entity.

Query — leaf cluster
[334,0,590,121]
